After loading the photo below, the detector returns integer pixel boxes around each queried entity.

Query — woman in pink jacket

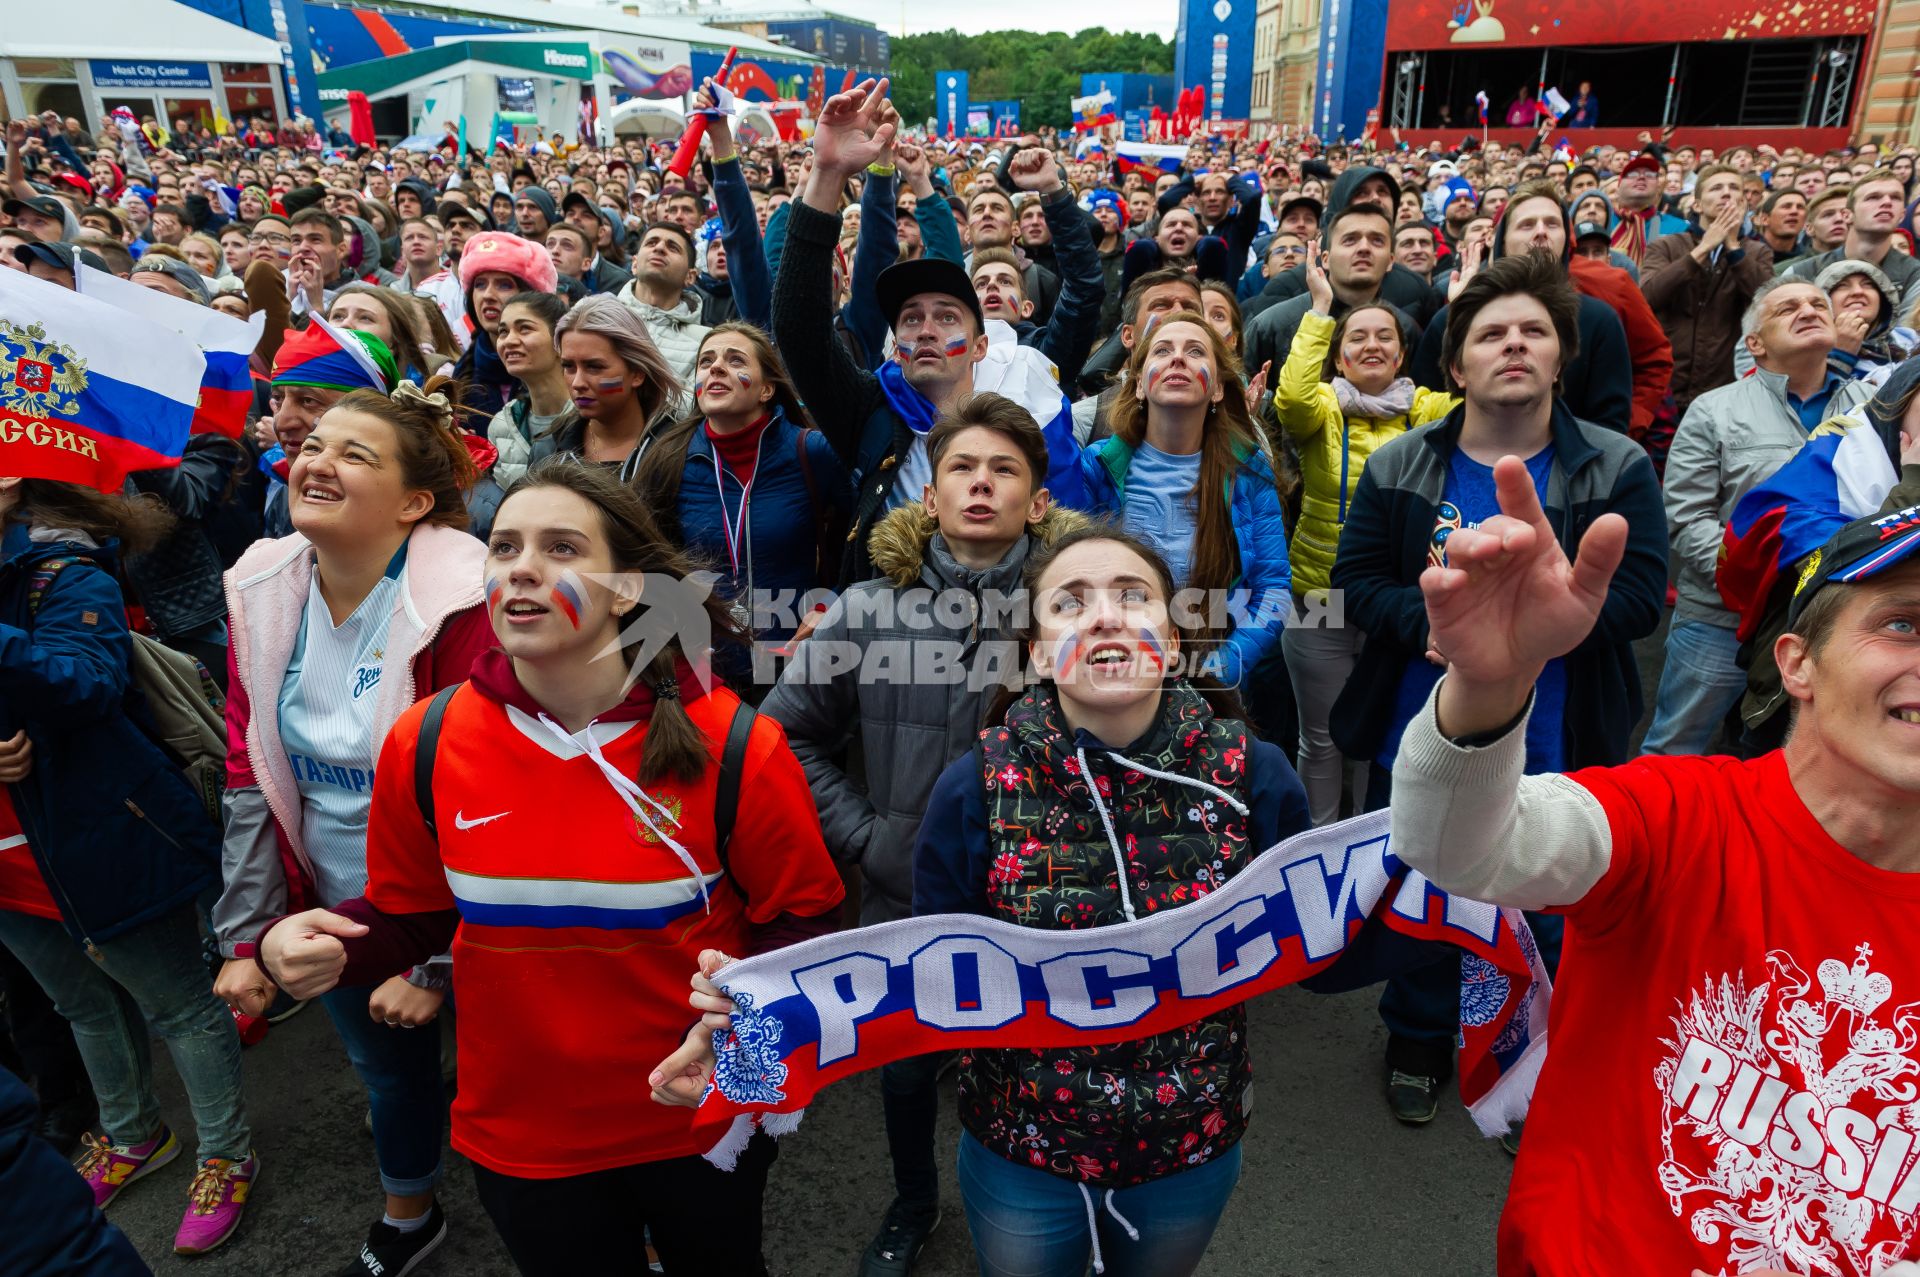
[210,377,494,1277]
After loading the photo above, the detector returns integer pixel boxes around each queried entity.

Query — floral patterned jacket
[958,680,1256,1187]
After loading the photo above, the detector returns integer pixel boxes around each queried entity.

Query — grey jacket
[613,283,710,393]
[1664,366,1871,626]
[762,504,1088,923]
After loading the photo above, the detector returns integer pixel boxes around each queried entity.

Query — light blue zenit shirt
[277,546,405,908]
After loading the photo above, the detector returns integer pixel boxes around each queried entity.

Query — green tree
[886,29,1175,131]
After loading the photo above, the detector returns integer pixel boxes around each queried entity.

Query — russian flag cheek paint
[1137,627,1166,674]
[943,335,970,358]
[596,378,626,392]
[550,568,587,629]
[1053,633,1081,679]
[485,575,504,613]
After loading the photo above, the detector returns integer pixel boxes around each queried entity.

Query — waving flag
[1071,89,1117,133]
[1115,140,1186,180]
[0,267,202,489]
[689,811,1551,1165]
[1475,91,1490,125]
[77,265,262,439]
[1717,411,1898,639]
[1074,133,1107,161]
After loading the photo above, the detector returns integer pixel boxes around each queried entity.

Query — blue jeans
[1641,619,1746,756]
[956,1132,1242,1277]
[0,905,250,1161]
[319,983,445,1197]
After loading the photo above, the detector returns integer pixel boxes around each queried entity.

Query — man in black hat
[770,78,1084,587]
[561,190,631,295]
[3,194,69,244]
[12,240,106,290]
[512,185,557,243]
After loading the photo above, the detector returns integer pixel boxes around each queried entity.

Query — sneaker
[1500,1123,1524,1157]
[858,1197,941,1276]
[77,1126,181,1209]
[337,1202,448,1277]
[173,1150,259,1255]
[1386,1070,1441,1125]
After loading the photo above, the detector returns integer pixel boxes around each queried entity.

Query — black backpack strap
[414,686,459,839]
[712,702,757,879]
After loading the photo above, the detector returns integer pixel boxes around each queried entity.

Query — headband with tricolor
[271,313,398,393]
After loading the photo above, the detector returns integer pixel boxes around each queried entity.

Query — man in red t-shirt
[1394,462,1920,1276]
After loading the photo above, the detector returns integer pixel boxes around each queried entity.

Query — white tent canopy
[0,0,284,63]
[611,99,685,136]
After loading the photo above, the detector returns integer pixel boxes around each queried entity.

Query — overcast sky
[562,0,1179,41]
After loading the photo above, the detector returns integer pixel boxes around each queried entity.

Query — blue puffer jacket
[0,525,220,946]
[0,1067,147,1275]
[1078,437,1292,687]
[673,406,851,641]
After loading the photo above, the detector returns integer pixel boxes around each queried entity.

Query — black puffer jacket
[124,434,252,639]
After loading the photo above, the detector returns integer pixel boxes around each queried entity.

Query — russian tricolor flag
[1114,140,1185,180]
[1717,411,1898,639]
[77,265,262,439]
[0,267,201,490]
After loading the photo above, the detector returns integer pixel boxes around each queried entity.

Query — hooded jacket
[1640,222,1776,416]
[1411,205,1636,433]
[0,528,220,947]
[394,178,439,221]
[341,213,399,286]
[212,523,495,959]
[762,504,1089,924]
[1246,164,1435,328]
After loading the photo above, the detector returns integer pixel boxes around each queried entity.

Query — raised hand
[810,78,895,181]
[1304,241,1333,315]
[896,141,933,197]
[1007,147,1062,195]
[257,907,368,1001]
[1244,359,1273,414]
[1834,308,1872,356]
[1449,234,1487,303]
[1426,455,1628,736]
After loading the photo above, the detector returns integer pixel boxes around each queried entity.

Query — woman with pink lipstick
[212,378,493,1277]
[631,322,849,676]
[541,295,684,475]
[1078,312,1294,706]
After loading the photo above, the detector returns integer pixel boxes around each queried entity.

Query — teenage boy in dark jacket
[765,394,1084,1276]
[1330,252,1667,1126]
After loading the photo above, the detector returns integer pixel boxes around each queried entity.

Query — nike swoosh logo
[454,810,510,830]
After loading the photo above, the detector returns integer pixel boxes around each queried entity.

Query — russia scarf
[691,809,1551,1167]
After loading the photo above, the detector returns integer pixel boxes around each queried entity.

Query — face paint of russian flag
[1137,628,1166,674]
[1053,632,1080,678]
[943,335,970,358]
[550,569,587,629]
[486,575,504,614]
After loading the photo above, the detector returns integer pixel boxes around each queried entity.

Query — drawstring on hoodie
[1076,744,1252,926]
[534,712,711,911]
[1076,1183,1140,1274]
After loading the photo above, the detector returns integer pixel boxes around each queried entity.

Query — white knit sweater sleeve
[1388,678,1615,911]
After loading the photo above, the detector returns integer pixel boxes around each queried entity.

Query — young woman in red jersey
[256,458,845,1277]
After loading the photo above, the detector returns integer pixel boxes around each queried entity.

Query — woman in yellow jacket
[1272,245,1455,824]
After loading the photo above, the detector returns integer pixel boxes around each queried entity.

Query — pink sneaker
[172,1150,259,1256]
[76,1126,180,1209]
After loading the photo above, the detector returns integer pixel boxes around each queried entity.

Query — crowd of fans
[5,80,1920,1277]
